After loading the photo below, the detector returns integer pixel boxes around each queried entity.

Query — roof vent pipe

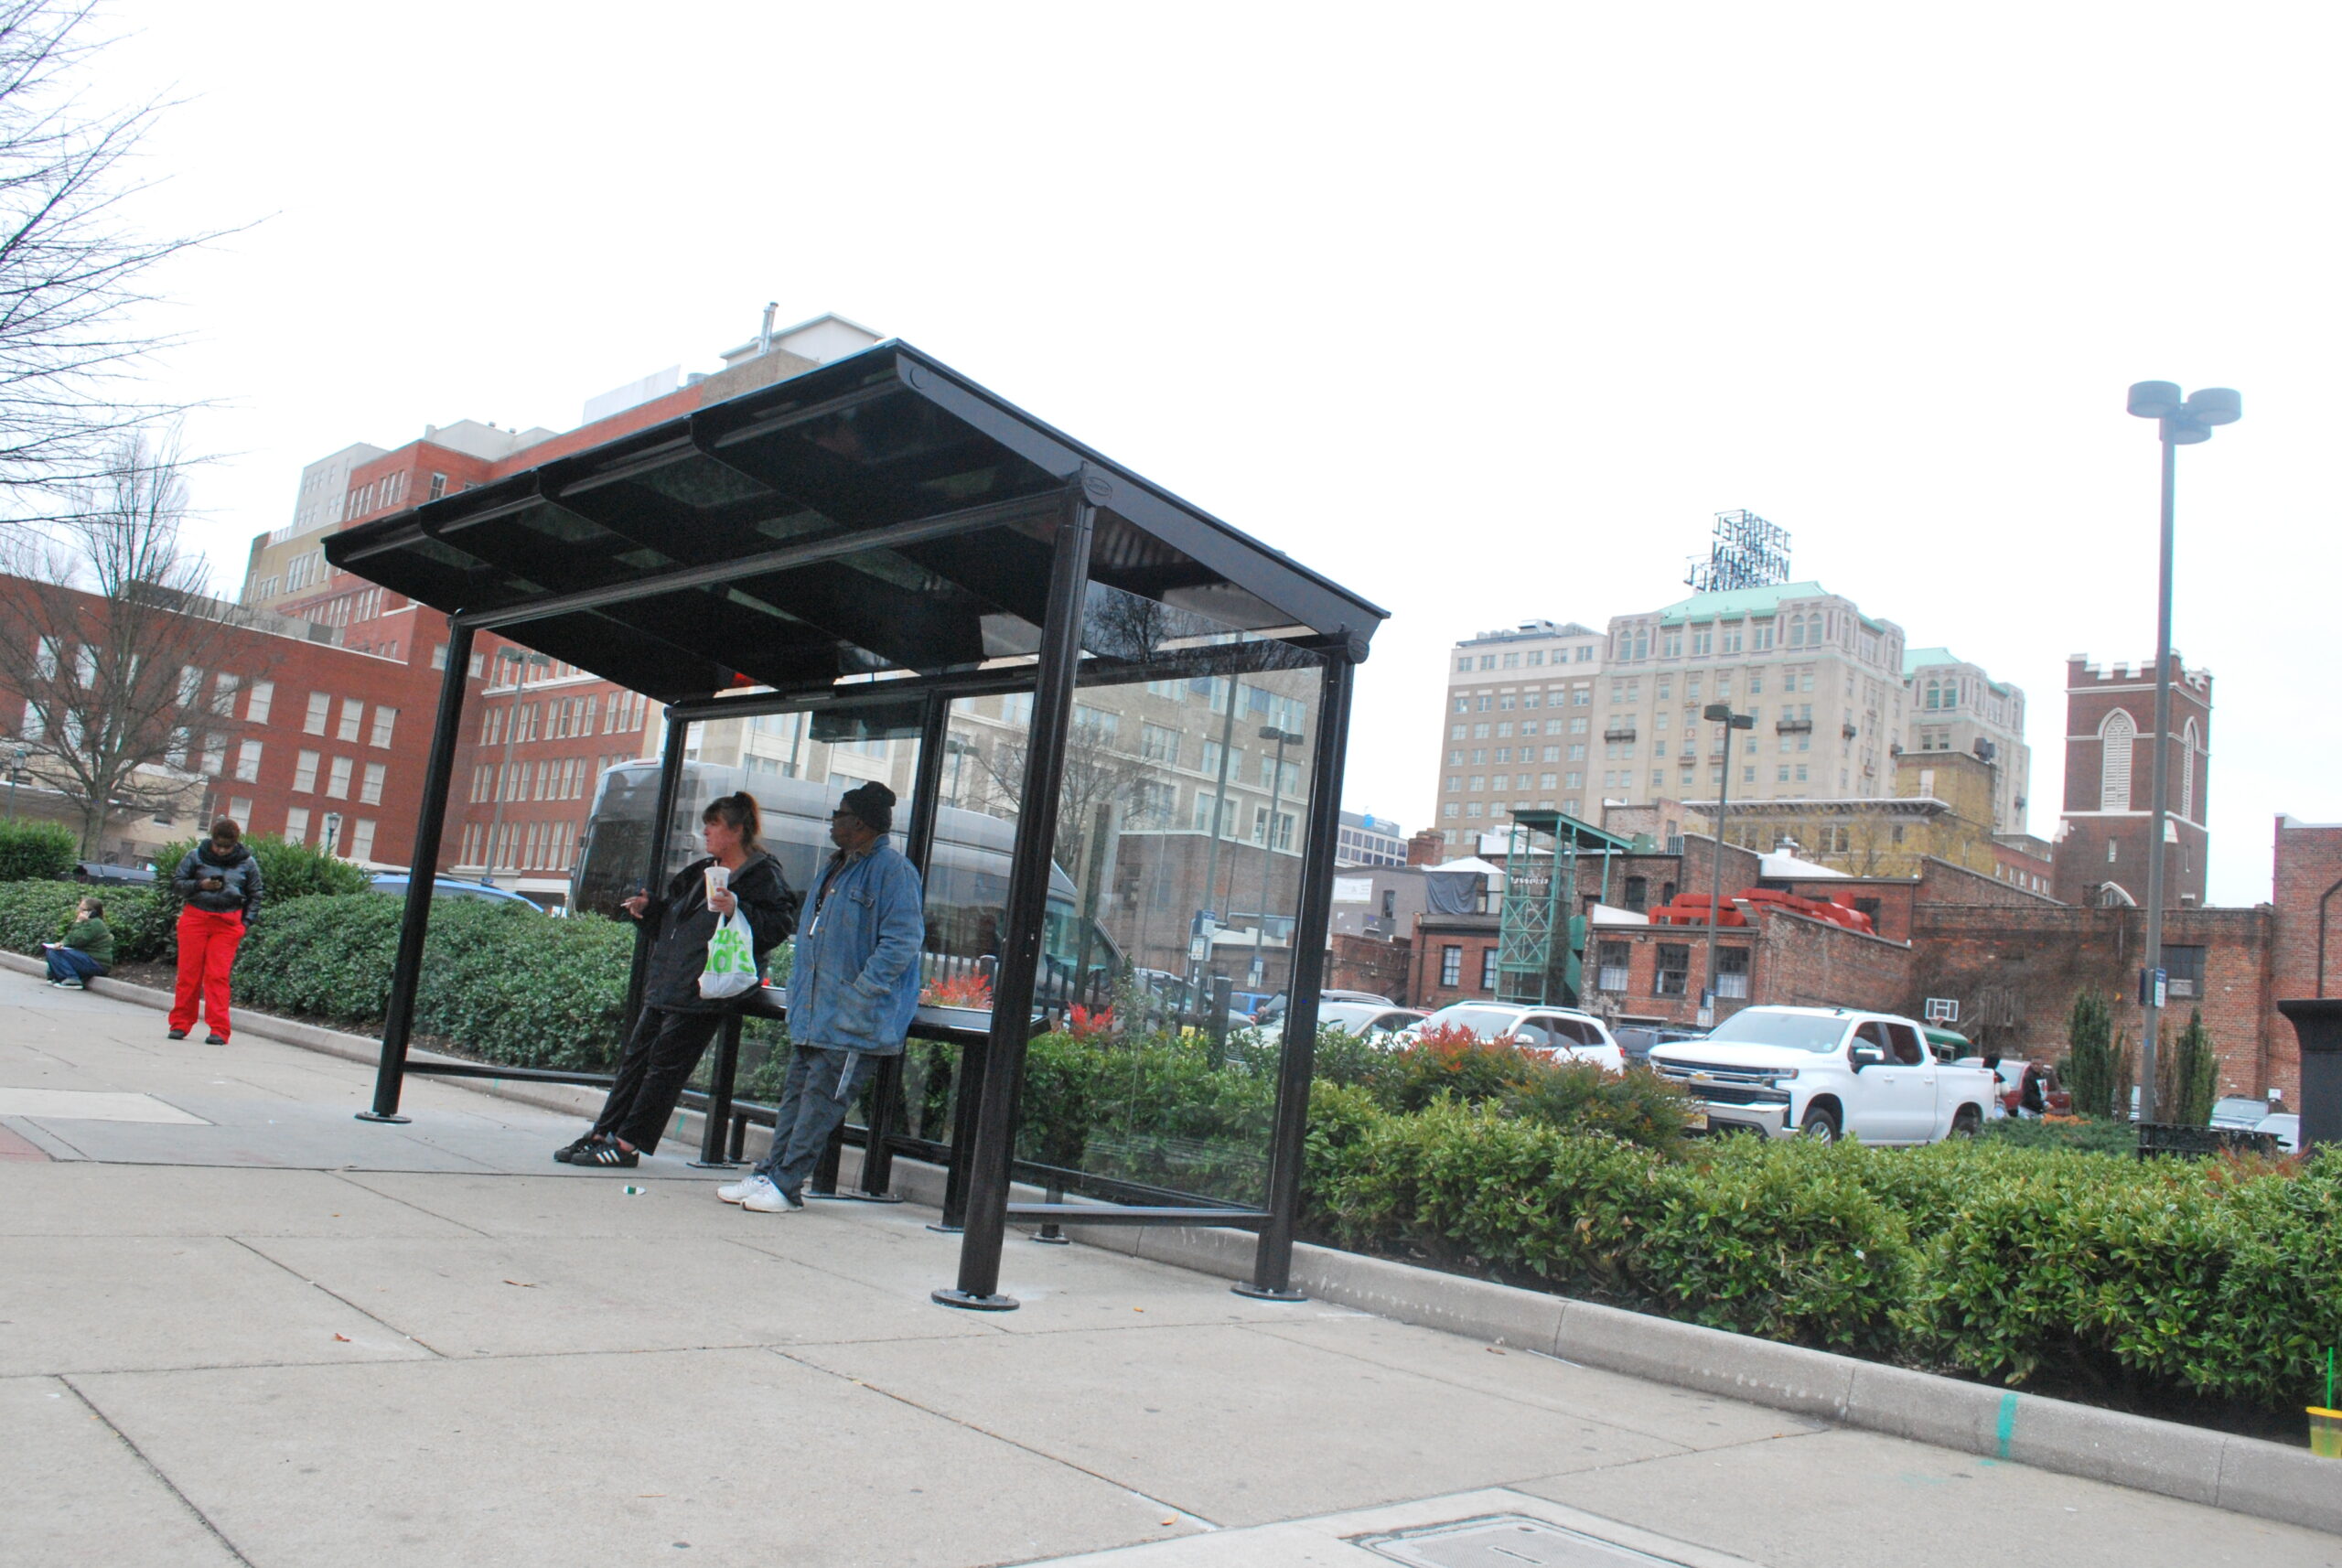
[758,302,777,358]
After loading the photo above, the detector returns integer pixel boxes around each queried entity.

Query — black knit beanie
[839,780,896,834]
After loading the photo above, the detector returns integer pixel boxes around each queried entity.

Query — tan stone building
[1904,645,2030,833]
[1429,618,1606,851]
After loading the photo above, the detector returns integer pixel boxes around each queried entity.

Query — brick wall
[1588,908,1913,1028]
[2271,814,2342,1101]
[1327,933,1413,1004]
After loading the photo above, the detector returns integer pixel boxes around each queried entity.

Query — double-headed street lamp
[1702,703,1756,1026]
[2123,381,2240,1124]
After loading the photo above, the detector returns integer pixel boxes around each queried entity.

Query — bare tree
[0,4,224,515]
[0,428,263,853]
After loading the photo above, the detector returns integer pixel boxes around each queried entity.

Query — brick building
[2053,653,2211,908]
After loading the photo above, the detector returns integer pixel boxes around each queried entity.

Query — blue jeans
[753,1045,876,1198]
[46,947,104,983]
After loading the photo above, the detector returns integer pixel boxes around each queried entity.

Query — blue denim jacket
[787,840,925,1055]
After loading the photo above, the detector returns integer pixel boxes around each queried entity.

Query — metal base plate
[1230,1281,1309,1302]
[687,1159,740,1169]
[925,1221,964,1235]
[353,1111,412,1124]
[809,1190,907,1204]
[1029,1231,1069,1245]
[931,1288,1019,1312]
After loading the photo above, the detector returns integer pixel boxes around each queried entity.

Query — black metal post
[690,1015,743,1168]
[621,710,691,1032]
[359,618,475,1123]
[935,481,1097,1311]
[811,1126,843,1197]
[929,1038,982,1233]
[869,691,951,1201]
[1238,650,1356,1299]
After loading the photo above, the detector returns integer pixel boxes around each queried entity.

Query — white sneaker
[741,1182,805,1214]
[717,1174,776,1206]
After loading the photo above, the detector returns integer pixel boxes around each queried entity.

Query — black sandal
[553,1134,599,1164]
[573,1142,639,1168]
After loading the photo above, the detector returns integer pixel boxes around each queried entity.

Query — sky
[95,2,2335,907]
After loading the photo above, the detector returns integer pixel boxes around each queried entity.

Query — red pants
[170,907,246,1039]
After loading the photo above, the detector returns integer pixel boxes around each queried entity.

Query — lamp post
[5,746,25,820]
[2124,381,2240,1124]
[1701,703,1756,1026]
[1250,725,1303,991]
[480,647,553,886]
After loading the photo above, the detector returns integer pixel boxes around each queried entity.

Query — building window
[428,472,446,501]
[233,740,262,783]
[284,806,309,844]
[292,749,320,792]
[1479,949,1499,991]
[2165,945,2206,998]
[1715,946,1750,999]
[1440,945,1462,987]
[371,707,398,747]
[246,681,274,725]
[1623,875,1649,911]
[326,757,353,798]
[304,692,330,735]
[1655,943,1690,996]
[360,762,386,805]
[2181,718,2198,820]
[2099,708,2135,811]
[1597,940,1630,993]
[349,818,377,862]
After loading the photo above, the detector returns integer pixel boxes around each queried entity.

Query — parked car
[1317,1001,1426,1039]
[1613,1024,1707,1066]
[2255,1112,2300,1153]
[1400,1002,1625,1071]
[369,873,545,912]
[2209,1096,2272,1131]
[1954,1056,2072,1117]
[1651,1004,1997,1144]
[1250,989,1390,1028]
[73,861,156,886]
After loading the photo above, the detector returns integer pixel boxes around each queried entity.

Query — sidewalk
[2,965,2335,1568]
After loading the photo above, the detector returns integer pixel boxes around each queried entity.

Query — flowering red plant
[921,972,994,1008]
[1067,1004,1115,1039]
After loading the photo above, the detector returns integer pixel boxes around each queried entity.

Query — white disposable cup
[704,865,729,903]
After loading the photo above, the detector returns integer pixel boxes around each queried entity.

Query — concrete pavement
[2,966,2335,1567]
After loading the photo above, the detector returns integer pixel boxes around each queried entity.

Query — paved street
[1,966,2335,1568]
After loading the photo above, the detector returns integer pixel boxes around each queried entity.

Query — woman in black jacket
[562,792,797,1168]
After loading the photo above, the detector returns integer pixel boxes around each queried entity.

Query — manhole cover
[1357,1513,1692,1567]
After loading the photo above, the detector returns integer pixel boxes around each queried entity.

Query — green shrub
[1980,1116,2137,1155]
[0,878,167,964]
[230,893,636,1070]
[0,820,78,882]
[150,832,372,925]
[2061,988,2125,1121]
[1505,1062,1699,1156]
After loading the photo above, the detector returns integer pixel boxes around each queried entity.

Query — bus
[571,760,1119,1006]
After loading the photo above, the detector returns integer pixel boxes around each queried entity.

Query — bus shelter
[322,340,1385,1309]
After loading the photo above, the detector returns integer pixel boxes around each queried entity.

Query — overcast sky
[102,2,2331,905]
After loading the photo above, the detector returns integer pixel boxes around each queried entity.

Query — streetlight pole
[1701,703,1755,1026]
[1250,725,1300,992]
[2124,381,2240,1124]
[5,746,24,820]
[480,647,551,886]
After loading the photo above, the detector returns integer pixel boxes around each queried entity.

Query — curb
[20,949,2331,1535]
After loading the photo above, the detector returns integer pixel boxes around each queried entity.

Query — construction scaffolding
[1493,810,1633,1006]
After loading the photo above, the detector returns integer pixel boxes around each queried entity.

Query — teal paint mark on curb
[1996,1391,2019,1459]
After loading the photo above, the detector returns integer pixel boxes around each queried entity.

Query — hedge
[148,832,373,924]
[8,871,2328,1417]
[0,819,78,882]
[0,878,173,963]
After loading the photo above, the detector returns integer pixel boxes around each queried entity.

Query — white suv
[1403,1002,1626,1071]
[1650,1005,1995,1144]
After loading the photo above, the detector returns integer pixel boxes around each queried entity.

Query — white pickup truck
[1649,1004,1996,1144]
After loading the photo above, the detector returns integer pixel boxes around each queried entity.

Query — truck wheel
[1799,1104,1842,1143]
[1950,1106,1982,1138]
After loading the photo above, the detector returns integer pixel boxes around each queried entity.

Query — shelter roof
[325,341,1386,703]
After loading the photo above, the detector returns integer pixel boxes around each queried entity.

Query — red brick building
[2054,654,2211,908]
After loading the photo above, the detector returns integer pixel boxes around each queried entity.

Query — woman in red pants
[168,818,264,1044]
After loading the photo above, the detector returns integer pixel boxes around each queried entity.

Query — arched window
[1788,615,1806,648]
[2100,709,2136,811]
[2182,718,2199,821]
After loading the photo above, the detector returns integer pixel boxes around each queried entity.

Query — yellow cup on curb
[2311,1407,2342,1459]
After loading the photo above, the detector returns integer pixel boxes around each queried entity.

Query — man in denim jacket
[724,781,924,1213]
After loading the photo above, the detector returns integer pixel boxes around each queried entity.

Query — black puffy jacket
[173,843,263,921]
[635,853,797,1013]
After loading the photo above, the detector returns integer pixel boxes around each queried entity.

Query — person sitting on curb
[44,897,113,989]
[720,781,924,1214]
